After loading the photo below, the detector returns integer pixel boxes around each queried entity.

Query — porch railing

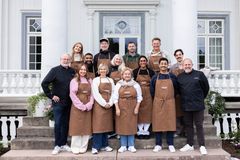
[0,70,41,96]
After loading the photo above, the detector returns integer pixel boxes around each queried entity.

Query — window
[27,17,42,70]
[197,19,225,69]
[100,13,145,55]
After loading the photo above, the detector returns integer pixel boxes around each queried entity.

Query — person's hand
[52,96,60,103]
[134,107,139,115]
[116,109,120,116]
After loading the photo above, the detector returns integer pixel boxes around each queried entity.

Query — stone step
[1,149,230,160]
[11,136,222,150]
[17,126,54,137]
[22,117,49,127]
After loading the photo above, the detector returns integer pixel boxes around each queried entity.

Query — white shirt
[92,76,115,107]
[113,79,143,104]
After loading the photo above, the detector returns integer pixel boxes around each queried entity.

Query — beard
[184,68,192,73]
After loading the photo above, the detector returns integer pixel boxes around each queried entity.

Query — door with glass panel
[197,19,224,69]
[100,13,144,55]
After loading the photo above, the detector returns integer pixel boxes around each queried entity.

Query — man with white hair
[41,53,75,155]
[177,58,209,155]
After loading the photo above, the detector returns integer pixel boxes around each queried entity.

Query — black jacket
[41,65,75,105]
[177,69,209,111]
[93,49,115,73]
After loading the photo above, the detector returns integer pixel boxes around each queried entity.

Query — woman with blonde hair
[113,67,142,153]
[71,42,84,72]
[91,63,115,154]
[69,63,93,154]
[109,54,125,84]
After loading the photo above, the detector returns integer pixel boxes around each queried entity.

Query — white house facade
[0,0,240,148]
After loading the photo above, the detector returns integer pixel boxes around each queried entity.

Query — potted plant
[27,92,50,117]
[205,90,225,120]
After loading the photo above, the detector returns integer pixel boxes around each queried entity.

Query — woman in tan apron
[133,55,155,139]
[69,63,94,154]
[109,54,125,84]
[113,67,142,153]
[150,58,178,153]
[91,63,115,154]
[70,42,84,72]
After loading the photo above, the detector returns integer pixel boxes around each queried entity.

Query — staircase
[1,112,231,160]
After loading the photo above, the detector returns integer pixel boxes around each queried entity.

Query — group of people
[41,37,210,155]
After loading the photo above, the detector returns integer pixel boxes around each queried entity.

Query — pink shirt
[69,77,94,111]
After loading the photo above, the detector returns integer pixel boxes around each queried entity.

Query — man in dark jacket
[41,53,75,155]
[178,58,209,155]
[93,38,115,74]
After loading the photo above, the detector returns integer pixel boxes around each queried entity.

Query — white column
[172,0,197,67]
[87,9,94,54]
[41,0,68,79]
[0,0,2,69]
[149,10,157,40]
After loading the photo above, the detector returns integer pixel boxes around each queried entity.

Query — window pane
[209,38,215,46]
[36,63,41,70]
[37,46,41,53]
[29,63,35,70]
[125,38,138,54]
[216,47,222,55]
[36,54,41,62]
[108,38,119,54]
[30,19,35,25]
[29,54,35,62]
[36,37,41,44]
[197,20,205,34]
[29,46,35,53]
[199,56,205,63]
[216,38,222,46]
[30,37,35,44]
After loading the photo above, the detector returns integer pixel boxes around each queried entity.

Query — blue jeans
[120,135,135,147]
[53,103,71,147]
[155,131,174,146]
[92,133,108,150]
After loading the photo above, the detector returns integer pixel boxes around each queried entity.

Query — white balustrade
[0,116,23,147]
[209,70,240,97]
[0,70,41,96]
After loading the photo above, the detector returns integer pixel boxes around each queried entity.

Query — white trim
[83,0,160,6]
[0,0,2,69]
[2,0,8,69]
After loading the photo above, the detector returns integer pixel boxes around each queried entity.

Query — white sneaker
[199,146,207,155]
[52,146,61,155]
[128,146,137,153]
[180,144,194,152]
[101,146,113,152]
[118,146,127,153]
[153,145,162,152]
[168,145,176,153]
[61,145,71,152]
[91,148,98,154]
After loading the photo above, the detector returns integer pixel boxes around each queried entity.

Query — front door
[100,12,145,55]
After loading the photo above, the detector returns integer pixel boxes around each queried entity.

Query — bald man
[41,54,75,155]
[177,58,209,155]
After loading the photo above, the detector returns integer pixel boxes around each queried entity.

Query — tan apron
[110,70,122,84]
[152,75,176,132]
[87,65,95,79]
[136,69,153,123]
[171,68,184,117]
[92,78,113,133]
[69,82,92,136]
[71,61,83,72]
[97,53,111,68]
[116,85,137,135]
[149,55,162,73]
[125,56,139,70]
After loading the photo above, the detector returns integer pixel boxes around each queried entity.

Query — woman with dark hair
[71,42,84,72]
[69,63,93,154]
[133,55,155,139]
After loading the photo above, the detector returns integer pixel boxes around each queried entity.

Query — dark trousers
[155,131,174,146]
[184,110,205,146]
[53,104,70,147]
[92,133,108,150]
